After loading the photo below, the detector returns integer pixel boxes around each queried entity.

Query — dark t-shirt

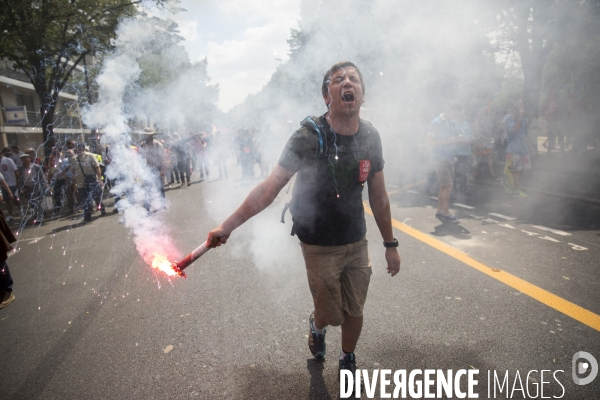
[278,115,384,246]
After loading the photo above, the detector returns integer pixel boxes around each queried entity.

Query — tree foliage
[0,0,164,159]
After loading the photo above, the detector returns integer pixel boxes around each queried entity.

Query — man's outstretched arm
[207,165,294,246]
[367,170,401,277]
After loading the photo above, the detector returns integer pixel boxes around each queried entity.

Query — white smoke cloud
[82,17,181,270]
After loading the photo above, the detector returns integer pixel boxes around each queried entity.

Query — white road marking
[521,230,539,236]
[428,196,438,201]
[469,214,483,219]
[482,218,499,224]
[568,243,588,251]
[488,213,516,221]
[454,203,474,209]
[539,236,560,243]
[405,189,418,194]
[532,225,571,236]
[499,224,515,229]
[26,237,45,244]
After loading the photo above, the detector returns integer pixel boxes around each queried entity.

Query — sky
[170,0,301,112]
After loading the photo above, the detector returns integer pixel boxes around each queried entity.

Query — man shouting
[207,61,401,379]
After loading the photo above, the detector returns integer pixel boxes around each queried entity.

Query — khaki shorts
[433,158,456,187]
[300,237,372,326]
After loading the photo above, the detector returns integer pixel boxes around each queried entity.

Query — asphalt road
[1,162,599,399]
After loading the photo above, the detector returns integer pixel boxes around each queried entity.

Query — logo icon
[572,351,598,385]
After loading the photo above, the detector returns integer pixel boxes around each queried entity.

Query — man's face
[21,156,31,167]
[144,134,153,143]
[26,151,35,159]
[323,67,364,116]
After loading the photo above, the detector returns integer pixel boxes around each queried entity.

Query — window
[15,93,35,112]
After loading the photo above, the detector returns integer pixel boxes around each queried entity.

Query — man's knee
[315,310,345,327]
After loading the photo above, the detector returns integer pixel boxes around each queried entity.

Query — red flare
[171,239,215,278]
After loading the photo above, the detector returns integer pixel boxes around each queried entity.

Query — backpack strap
[301,117,325,159]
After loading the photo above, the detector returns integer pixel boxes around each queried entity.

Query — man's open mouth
[342,92,354,102]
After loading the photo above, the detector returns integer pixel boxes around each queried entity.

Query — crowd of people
[0,124,285,228]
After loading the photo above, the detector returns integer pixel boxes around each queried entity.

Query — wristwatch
[384,238,398,248]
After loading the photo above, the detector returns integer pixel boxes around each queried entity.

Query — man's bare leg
[437,185,453,215]
[341,312,363,353]
[313,313,327,330]
[313,311,363,353]
[512,171,521,190]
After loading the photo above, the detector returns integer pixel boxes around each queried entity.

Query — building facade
[0,59,93,153]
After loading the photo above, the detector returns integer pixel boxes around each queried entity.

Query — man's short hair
[2,147,9,153]
[446,101,462,113]
[322,61,365,98]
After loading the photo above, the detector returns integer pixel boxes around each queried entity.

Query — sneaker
[441,214,459,223]
[308,312,326,359]
[502,180,514,194]
[513,189,528,198]
[0,291,15,309]
[187,182,192,186]
[435,212,445,221]
[339,352,358,395]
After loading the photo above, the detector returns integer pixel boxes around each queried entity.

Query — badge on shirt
[359,160,371,182]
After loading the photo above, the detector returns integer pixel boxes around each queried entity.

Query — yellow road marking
[387,179,427,195]
[364,204,600,332]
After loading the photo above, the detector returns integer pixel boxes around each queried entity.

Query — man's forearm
[369,193,394,243]
[221,180,280,234]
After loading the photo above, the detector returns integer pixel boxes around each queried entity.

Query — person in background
[138,128,166,199]
[0,203,17,309]
[24,148,43,167]
[50,149,75,213]
[167,135,181,185]
[214,130,229,180]
[162,139,174,189]
[472,107,496,178]
[173,135,191,187]
[19,153,48,225]
[72,144,104,222]
[426,101,468,223]
[452,110,474,195]
[0,149,19,221]
[194,133,210,181]
[10,145,24,176]
[0,172,15,216]
[503,100,531,198]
